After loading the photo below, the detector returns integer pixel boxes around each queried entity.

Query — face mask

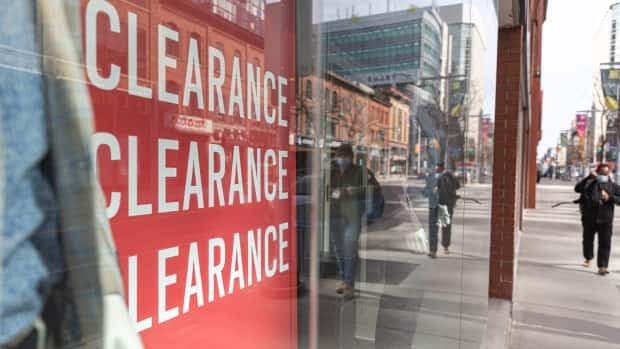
[596,175,609,183]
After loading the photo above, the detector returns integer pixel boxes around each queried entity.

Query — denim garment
[0,0,63,344]
[330,217,361,287]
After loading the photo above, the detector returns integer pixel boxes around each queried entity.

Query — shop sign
[82,0,297,347]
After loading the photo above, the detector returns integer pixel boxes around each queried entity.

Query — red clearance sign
[81,0,297,347]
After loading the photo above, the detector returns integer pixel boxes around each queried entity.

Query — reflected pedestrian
[423,163,460,258]
[575,163,620,275]
[330,144,364,298]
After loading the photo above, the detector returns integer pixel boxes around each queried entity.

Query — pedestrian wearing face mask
[575,163,620,275]
[329,144,364,298]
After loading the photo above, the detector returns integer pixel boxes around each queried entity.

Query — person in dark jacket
[423,163,460,258]
[330,144,365,298]
[437,163,460,254]
[575,163,620,275]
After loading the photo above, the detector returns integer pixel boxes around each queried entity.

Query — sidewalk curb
[481,298,513,349]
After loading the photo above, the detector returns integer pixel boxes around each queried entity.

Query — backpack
[366,169,385,224]
[438,172,460,205]
[575,177,601,212]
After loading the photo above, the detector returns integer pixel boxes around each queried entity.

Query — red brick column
[489,26,524,300]
[525,0,546,209]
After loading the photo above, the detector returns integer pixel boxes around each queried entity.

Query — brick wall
[489,26,524,300]
[525,0,546,209]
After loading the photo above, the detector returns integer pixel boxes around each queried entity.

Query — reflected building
[438,3,488,177]
[318,7,446,86]
[381,87,411,177]
[297,72,391,175]
[610,2,620,63]
[316,7,451,173]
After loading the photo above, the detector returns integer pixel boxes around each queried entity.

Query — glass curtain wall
[297,1,497,348]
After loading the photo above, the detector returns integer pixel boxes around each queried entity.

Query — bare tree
[416,79,483,170]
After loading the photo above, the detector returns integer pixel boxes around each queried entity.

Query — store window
[0,1,497,348]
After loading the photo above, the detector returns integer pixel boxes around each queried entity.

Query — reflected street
[308,178,491,349]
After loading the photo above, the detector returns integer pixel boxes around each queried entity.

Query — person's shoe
[583,259,592,268]
[444,247,450,255]
[428,252,437,259]
[336,282,347,294]
[342,286,355,300]
[598,268,610,276]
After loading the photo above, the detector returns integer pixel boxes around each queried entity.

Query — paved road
[511,181,620,349]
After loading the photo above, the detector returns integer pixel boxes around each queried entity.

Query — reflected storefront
[0,0,497,348]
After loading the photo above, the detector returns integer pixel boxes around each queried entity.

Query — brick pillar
[489,26,524,300]
[525,83,541,209]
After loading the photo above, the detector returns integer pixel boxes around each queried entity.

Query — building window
[305,80,313,99]
[325,88,331,110]
[214,42,225,75]
[164,22,180,58]
[327,119,336,138]
[332,91,339,112]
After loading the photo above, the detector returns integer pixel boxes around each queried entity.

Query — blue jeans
[330,217,361,287]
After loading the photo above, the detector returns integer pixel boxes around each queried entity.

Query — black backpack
[438,172,460,205]
[366,169,385,224]
[574,178,601,211]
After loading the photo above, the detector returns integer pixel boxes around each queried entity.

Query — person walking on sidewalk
[575,163,620,275]
[329,144,364,298]
[423,163,460,258]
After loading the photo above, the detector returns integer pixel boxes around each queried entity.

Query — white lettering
[183,38,205,109]
[86,0,121,90]
[279,222,290,272]
[208,238,226,302]
[208,143,226,207]
[158,25,179,104]
[158,139,179,213]
[208,47,226,113]
[264,225,277,278]
[128,12,152,98]
[183,141,204,210]
[247,63,261,120]
[229,56,245,118]
[277,76,288,127]
[128,136,152,216]
[247,229,262,286]
[228,233,245,293]
[264,149,276,201]
[263,71,276,124]
[158,247,179,323]
[128,255,152,332]
[182,242,204,313]
[247,147,262,203]
[228,146,245,205]
[278,150,289,200]
[92,132,121,218]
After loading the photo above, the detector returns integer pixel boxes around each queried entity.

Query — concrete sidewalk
[510,183,620,348]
